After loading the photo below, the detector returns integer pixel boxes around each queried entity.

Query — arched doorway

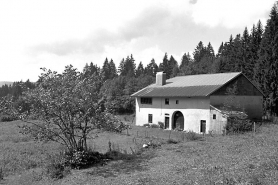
[172,111,184,130]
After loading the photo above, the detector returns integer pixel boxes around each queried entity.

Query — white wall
[210,108,227,134]
[135,97,211,133]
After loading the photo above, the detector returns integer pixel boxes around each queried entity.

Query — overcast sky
[0,0,275,81]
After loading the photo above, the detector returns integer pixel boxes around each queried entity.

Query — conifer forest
[1,2,278,117]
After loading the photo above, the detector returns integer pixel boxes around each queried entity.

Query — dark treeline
[0,80,35,98]
[1,2,277,116]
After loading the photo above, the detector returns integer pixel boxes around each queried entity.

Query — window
[141,97,152,104]
[148,114,153,123]
[176,100,179,104]
[213,114,216,119]
[165,98,169,105]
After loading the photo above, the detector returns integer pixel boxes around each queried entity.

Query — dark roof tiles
[131,72,242,97]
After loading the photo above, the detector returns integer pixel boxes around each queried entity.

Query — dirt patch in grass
[87,149,156,178]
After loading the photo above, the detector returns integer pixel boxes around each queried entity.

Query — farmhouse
[131,72,263,134]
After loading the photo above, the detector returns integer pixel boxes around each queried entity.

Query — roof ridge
[172,72,241,78]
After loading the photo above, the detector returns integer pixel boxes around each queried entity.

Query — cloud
[31,6,173,56]
[189,0,198,4]
[31,29,118,56]
[191,0,274,28]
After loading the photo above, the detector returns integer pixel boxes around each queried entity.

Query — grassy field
[0,118,278,185]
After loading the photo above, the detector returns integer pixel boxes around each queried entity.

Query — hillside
[1,120,278,184]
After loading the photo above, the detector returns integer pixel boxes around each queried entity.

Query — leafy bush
[186,131,201,141]
[167,138,179,144]
[158,121,164,129]
[143,123,150,127]
[0,115,16,122]
[64,149,107,169]
[150,124,160,128]
[225,118,253,134]
[45,153,70,179]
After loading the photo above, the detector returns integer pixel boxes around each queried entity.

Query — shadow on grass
[86,149,156,178]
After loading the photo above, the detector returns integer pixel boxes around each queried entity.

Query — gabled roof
[131,72,262,97]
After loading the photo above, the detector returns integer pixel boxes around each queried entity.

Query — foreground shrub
[158,121,164,129]
[0,115,16,122]
[150,124,160,128]
[143,123,150,127]
[45,153,70,179]
[225,117,253,134]
[167,138,179,144]
[186,131,201,141]
[64,149,107,169]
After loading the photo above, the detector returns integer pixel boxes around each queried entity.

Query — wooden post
[253,122,256,135]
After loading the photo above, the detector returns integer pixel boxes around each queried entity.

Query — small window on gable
[176,100,179,104]
[213,114,216,119]
[148,114,153,123]
[141,97,152,104]
[165,98,169,105]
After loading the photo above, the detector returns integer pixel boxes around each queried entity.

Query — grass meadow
[0,115,278,184]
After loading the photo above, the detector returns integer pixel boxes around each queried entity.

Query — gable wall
[210,74,263,119]
[212,74,262,96]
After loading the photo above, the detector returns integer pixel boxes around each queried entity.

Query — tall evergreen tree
[145,59,158,77]
[101,58,110,81]
[136,61,145,77]
[206,42,215,58]
[255,2,278,115]
[168,55,178,78]
[179,52,193,75]
[193,41,205,63]
[118,58,125,75]
[108,59,118,79]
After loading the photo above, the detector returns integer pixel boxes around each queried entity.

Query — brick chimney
[156,72,166,86]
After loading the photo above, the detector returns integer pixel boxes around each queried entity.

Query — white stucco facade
[135,97,211,133]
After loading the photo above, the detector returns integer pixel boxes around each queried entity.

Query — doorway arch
[172,111,184,130]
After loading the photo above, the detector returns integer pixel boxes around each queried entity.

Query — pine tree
[193,41,205,63]
[145,59,158,77]
[168,55,178,78]
[255,2,278,115]
[101,58,110,81]
[108,59,117,79]
[159,53,168,71]
[206,42,215,58]
[179,52,193,75]
[217,42,224,57]
[118,58,125,75]
[136,62,145,77]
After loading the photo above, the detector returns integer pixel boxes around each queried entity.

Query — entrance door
[200,120,206,133]
[165,117,169,129]
[173,111,184,130]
